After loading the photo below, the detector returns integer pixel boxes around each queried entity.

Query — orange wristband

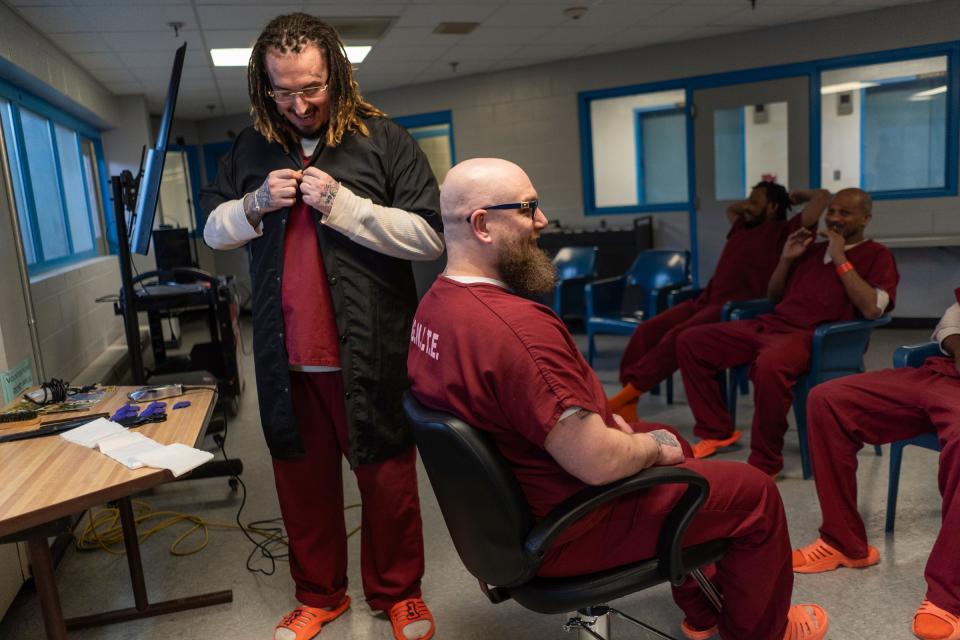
[836,261,855,276]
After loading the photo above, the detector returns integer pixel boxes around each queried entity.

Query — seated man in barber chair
[407,157,829,640]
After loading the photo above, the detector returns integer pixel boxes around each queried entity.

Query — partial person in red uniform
[201,14,441,640]
[408,157,830,640]
[793,291,960,640]
[611,184,829,421]
[675,188,899,475]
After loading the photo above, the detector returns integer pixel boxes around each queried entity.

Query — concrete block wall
[0,2,118,128]
[28,257,124,383]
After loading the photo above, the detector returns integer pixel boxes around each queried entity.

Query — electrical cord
[74,389,362,573]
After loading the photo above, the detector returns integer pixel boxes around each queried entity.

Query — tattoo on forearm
[648,431,678,447]
[318,181,339,210]
[253,182,271,213]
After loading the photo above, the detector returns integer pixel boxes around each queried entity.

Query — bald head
[440,158,532,230]
[834,188,872,214]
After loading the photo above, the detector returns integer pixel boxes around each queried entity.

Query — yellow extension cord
[75,499,362,557]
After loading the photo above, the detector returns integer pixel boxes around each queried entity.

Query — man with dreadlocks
[201,13,441,640]
[609,183,827,422]
[675,188,899,475]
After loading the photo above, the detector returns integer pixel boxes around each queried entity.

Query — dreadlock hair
[752,180,791,220]
[248,13,386,153]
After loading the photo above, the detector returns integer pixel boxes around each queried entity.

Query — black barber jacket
[200,117,441,465]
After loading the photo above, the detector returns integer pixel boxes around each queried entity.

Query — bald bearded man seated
[407,157,829,640]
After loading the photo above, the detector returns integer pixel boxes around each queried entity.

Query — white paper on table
[96,431,148,453]
[60,418,126,448]
[136,443,214,477]
[102,438,165,470]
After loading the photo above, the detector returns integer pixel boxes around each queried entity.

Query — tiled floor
[0,320,943,640]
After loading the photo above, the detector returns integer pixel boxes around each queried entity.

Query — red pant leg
[620,302,724,393]
[928,363,960,614]
[677,320,764,440]
[353,447,425,611]
[745,329,812,474]
[273,372,426,611]
[272,372,349,608]
[807,365,960,613]
[539,459,792,640]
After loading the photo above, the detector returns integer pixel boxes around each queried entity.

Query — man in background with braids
[610,182,827,421]
[202,13,441,640]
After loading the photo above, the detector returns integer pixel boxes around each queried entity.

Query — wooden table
[0,386,232,639]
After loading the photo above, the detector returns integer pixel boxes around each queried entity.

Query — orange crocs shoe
[274,597,351,640]
[691,431,742,459]
[783,604,829,640]
[681,619,719,639]
[389,597,435,640]
[913,600,960,640]
[792,538,880,574]
[609,385,641,423]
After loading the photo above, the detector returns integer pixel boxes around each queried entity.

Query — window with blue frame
[0,92,105,274]
[584,88,689,214]
[820,55,950,195]
[635,107,688,205]
[393,110,455,185]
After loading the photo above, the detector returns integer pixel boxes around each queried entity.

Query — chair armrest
[584,277,626,318]
[722,298,774,321]
[809,315,892,381]
[893,341,941,368]
[523,466,709,584]
[647,282,691,316]
[668,286,703,307]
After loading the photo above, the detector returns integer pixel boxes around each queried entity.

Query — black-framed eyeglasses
[466,200,539,222]
[267,84,329,104]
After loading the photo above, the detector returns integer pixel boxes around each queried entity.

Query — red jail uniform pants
[807,360,960,614]
[272,371,425,611]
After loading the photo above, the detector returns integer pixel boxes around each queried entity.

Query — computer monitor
[129,42,187,255]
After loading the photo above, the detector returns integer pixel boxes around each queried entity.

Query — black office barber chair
[403,394,726,640]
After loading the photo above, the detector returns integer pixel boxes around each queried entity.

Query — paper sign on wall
[1,358,33,405]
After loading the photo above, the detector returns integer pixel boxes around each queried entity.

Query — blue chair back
[625,250,690,318]
[551,247,598,320]
[553,247,597,281]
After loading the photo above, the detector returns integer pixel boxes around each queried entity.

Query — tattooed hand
[243,168,301,227]
[300,166,340,215]
[648,429,684,466]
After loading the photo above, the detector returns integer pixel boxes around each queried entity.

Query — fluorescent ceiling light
[211,48,252,67]
[345,45,372,63]
[820,81,879,95]
[909,85,947,101]
[211,46,372,67]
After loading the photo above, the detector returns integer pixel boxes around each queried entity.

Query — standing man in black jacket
[201,13,442,640]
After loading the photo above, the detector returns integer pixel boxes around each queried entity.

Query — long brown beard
[496,237,557,298]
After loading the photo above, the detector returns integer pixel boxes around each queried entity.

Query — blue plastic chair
[551,247,598,322]
[885,341,943,532]
[723,298,890,479]
[584,250,690,366]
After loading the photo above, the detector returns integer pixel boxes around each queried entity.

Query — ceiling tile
[202,29,263,49]
[366,45,454,62]
[194,5,303,31]
[102,31,201,53]
[54,33,111,53]
[652,3,749,26]
[70,5,196,32]
[16,6,99,32]
[393,3,499,28]
[71,51,126,70]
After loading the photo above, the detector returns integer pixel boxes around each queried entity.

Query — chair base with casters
[722,299,888,479]
[885,341,944,533]
[403,393,727,640]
